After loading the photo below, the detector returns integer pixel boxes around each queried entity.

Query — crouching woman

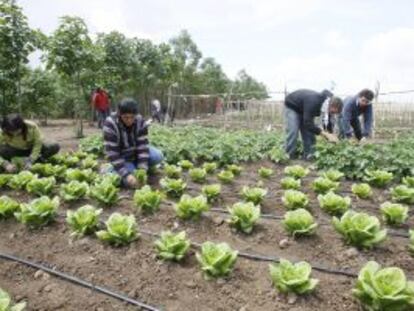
[0,114,60,173]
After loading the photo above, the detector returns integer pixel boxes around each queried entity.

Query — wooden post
[373,81,380,139]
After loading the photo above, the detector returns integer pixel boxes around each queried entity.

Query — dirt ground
[1,120,413,311]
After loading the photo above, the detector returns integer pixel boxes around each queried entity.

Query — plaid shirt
[103,113,149,177]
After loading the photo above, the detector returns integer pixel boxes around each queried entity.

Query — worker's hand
[125,174,138,188]
[23,159,32,170]
[321,131,339,143]
[3,162,17,173]
[360,137,368,145]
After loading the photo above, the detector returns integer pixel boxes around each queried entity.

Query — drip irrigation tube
[0,252,161,311]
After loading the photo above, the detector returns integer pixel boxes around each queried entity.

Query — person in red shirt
[91,87,111,128]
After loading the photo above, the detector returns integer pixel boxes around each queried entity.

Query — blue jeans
[284,107,316,159]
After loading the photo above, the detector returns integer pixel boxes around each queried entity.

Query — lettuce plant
[0,174,12,188]
[14,196,59,227]
[31,163,65,178]
[268,147,290,164]
[8,171,35,190]
[333,210,387,249]
[321,169,344,182]
[409,230,414,256]
[317,192,351,216]
[0,196,20,219]
[284,165,310,179]
[0,288,26,311]
[352,183,373,199]
[312,177,339,194]
[65,168,96,183]
[402,176,414,188]
[60,181,90,202]
[227,202,260,234]
[178,159,194,170]
[364,170,393,188]
[80,157,98,170]
[391,185,414,205]
[380,202,408,226]
[353,261,414,311]
[241,186,267,205]
[217,170,235,184]
[226,164,243,176]
[202,162,218,174]
[160,178,187,198]
[283,208,317,237]
[26,177,56,196]
[64,155,80,167]
[196,242,238,279]
[90,180,119,205]
[189,168,207,183]
[96,213,138,246]
[258,167,274,179]
[280,177,301,190]
[201,184,221,203]
[269,259,319,294]
[164,164,182,178]
[133,185,163,214]
[154,231,191,261]
[282,190,309,210]
[133,169,148,185]
[66,205,102,237]
[174,194,209,220]
[95,173,121,187]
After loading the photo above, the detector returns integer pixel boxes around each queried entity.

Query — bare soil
[1,120,413,311]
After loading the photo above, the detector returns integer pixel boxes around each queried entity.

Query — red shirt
[92,91,110,111]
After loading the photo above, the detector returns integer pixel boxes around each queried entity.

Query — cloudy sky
[19,0,414,100]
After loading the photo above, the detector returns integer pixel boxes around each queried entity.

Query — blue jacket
[341,95,373,139]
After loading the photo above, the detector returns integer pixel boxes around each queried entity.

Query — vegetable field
[1,122,414,311]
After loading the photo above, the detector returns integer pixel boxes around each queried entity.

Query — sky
[19,0,414,100]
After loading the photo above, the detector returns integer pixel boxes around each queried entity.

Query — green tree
[233,69,268,99]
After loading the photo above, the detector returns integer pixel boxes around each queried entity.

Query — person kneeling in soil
[0,114,60,173]
[103,98,164,188]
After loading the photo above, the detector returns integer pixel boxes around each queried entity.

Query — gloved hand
[125,174,138,188]
[23,158,32,170]
[3,161,17,173]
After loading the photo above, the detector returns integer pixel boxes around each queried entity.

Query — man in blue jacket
[284,89,343,160]
[339,89,374,141]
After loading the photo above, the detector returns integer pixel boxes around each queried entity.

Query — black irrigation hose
[0,252,161,311]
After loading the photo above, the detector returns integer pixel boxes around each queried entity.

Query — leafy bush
[353,261,414,311]
[217,170,234,184]
[14,196,59,227]
[240,186,267,205]
[284,165,309,179]
[283,208,317,237]
[226,164,243,176]
[160,178,187,198]
[202,162,218,174]
[133,185,163,214]
[227,202,260,234]
[269,259,319,294]
[164,164,182,178]
[317,192,351,216]
[201,184,221,203]
[268,146,289,164]
[26,177,56,196]
[402,176,414,188]
[320,169,344,182]
[0,196,20,219]
[352,183,373,199]
[380,202,408,226]
[189,168,207,183]
[59,181,90,202]
[282,190,309,210]
[333,210,387,249]
[0,288,26,311]
[154,231,191,261]
[280,177,301,190]
[174,195,209,220]
[196,242,238,279]
[364,170,393,188]
[312,177,339,194]
[178,160,194,170]
[66,205,102,237]
[65,168,96,183]
[8,171,35,190]
[391,185,414,205]
[96,213,138,246]
[258,167,273,179]
[90,180,119,205]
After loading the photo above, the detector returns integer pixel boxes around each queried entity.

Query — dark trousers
[0,143,60,162]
